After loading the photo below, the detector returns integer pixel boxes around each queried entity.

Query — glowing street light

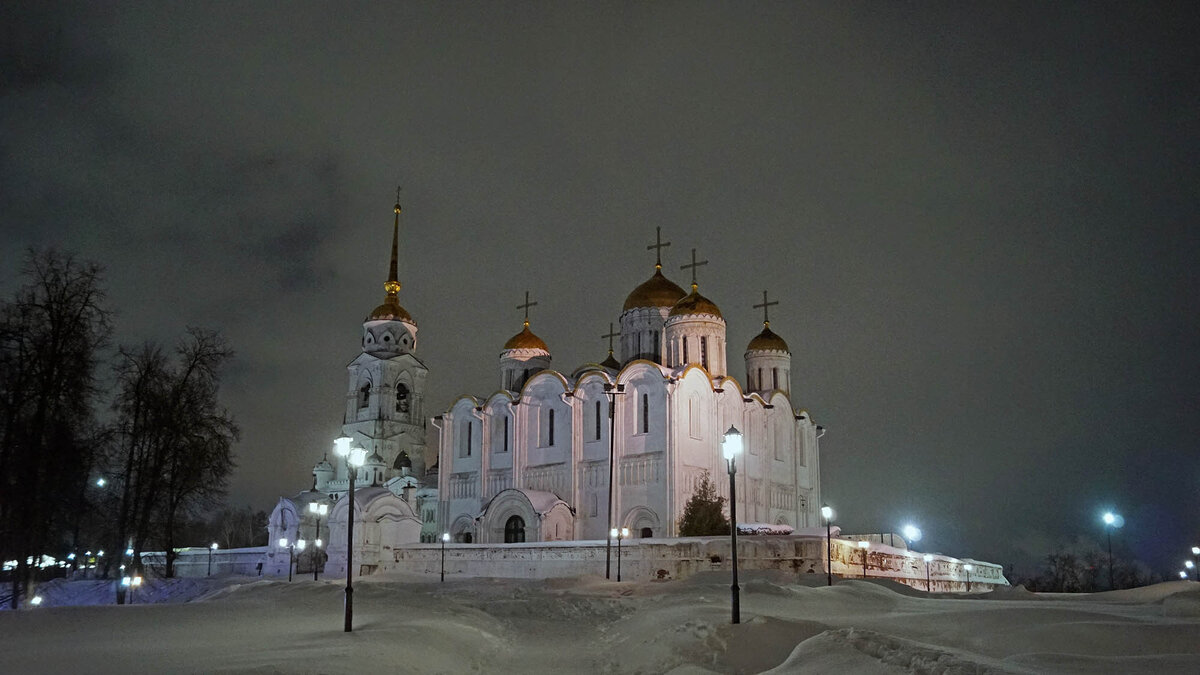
[30,595,43,607]
[858,540,870,578]
[309,502,329,581]
[964,563,974,592]
[95,477,106,488]
[923,553,934,592]
[722,425,743,624]
[279,538,295,582]
[334,435,367,632]
[902,524,922,543]
[1102,511,1122,590]
[440,532,450,582]
[1181,571,1189,580]
[208,542,219,577]
[821,505,834,586]
[602,382,625,580]
[610,527,630,581]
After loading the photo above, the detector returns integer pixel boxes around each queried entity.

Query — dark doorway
[504,515,526,543]
[640,527,653,538]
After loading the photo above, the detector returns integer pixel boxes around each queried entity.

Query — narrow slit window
[683,337,689,364]
[641,394,649,434]
[595,400,601,440]
[549,408,555,446]
[701,337,708,370]
[503,416,509,452]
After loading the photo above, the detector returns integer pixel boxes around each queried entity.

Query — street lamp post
[1102,512,1121,590]
[441,532,450,582]
[309,502,329,581]
[858,540,870,578]
[279,538,295,582]
[964,563,973,592]
[208,542,219,577]
[1191,546,1199,575]
[821,505,834,586]
[603,382,624,581]
[610,528,630,581]
[723,425,743,624]
[1185,560,1194,581]
[334,436,366,632]
[923,554,934,592]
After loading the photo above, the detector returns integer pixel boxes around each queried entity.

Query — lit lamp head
[278,538,288,548]
[121,576,131,587]
[722,425,743,465]
[821,505,834,521]
[333,435,353,458]
[1187,560,1195,570]
[315,539,323,548]
[902,525,922,542]
[1193,546,1200,556]
[95,477,106,487]
[441,532,450,543]
[610,528,619,538]
[210,542,219,551]
[125,547,134,556]
[923,553,934,563]
[296,540,306,551]
[964,564,974,572]
[131,576,143,587]
[621,527,630,538]
[1182,571,1189,579]
[309,502,329,516]
[348,446,367,468]
[857,540,870,550]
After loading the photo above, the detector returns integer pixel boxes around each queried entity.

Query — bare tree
[108,329,239,590]
[0,250,111,607]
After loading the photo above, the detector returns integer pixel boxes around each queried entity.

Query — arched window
[642,393,649,434]
[395,383,410,414]
[504,515,526,543]
[358,382,371,409]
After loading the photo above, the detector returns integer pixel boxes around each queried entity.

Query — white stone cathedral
[266,202,823,576]
[437,234,823,544]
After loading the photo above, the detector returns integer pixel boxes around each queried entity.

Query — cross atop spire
[647,227,671,269]
[517,291,538,327]
[753,290,779,327]
[680,248,708,290]
[601,322,620,354]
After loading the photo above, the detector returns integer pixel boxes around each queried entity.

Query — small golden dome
[669,286,723,319]
[623,267,687,311]
[503,322,549,352]
[368,299,413,322]
[747,324,789,352]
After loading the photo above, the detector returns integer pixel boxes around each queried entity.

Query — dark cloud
[2,1,1198,574]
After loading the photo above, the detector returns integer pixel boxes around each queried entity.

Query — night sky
[4,2,1198,575]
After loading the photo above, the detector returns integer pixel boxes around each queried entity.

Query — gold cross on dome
[753,290,779,325]
[680,248,708,287]
[601,322,620,352]
[647,227,671,267]
[517,291,538,325]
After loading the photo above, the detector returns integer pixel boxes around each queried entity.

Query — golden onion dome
[503,322,550,352]
[668,285,723,319]
[623,267,687,311]
[368,299,413,322]
[747,324,789,352]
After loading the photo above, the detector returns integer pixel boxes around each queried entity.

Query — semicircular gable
[616,358,670,381]
[449,394,482,412]
[484,390,517,409]
[677,364,717,389]
[519,369,571,397]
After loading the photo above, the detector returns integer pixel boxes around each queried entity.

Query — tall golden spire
[384,186,402,298]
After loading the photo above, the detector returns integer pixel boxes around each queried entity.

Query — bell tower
[335,191,429,492]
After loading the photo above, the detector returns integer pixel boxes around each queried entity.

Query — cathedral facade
[436,239,823,544]
[267,202,823,576]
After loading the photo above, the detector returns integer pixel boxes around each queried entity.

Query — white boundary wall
[385,535,1008,591]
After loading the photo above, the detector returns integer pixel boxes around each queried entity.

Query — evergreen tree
[678,471,730,536]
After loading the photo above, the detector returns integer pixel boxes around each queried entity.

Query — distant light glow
[857,540,870,549]
[1193,546,1200,556]
[211,542,219,550]
[1186,560,1194,569]
[30,595,43,606]
[902,525,922,542]
[95,477,106,487]
[1103,512,1115,525]
[1182,571,1189,579]
[67,553,76,561]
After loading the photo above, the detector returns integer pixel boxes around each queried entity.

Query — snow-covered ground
[3,572,1200,674]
